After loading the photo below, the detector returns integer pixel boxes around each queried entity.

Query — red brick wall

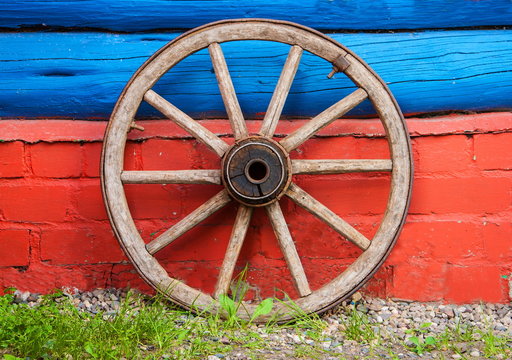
[0,113,511,302]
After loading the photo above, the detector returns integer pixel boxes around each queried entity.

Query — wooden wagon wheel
[101,19,413,321]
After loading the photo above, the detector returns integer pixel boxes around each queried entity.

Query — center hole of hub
[245,159,270,184]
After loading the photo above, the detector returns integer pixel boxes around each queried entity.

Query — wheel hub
[222,136,291,206]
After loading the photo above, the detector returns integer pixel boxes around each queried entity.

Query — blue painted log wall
[0,1,511,118]
[1,0,512,31]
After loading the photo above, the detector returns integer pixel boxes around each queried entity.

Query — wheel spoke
[260,45,303,137]
[286,183,371,250]
[121,170,221,185]
[265,202,311,297]
[292,159,392,175]
[214,205,253,298]
[146,190,231,255]
[144,89,229,157]
[209,42,248,140]
[280,88,368,152]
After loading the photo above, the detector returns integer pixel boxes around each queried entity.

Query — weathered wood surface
[0,30,511,118]
[121,170,221,185]
[291,159,393,175]
[266,201,311,297]
[209,43,248,140]
[145,190,231,255]
[144,89,229,156]
[214,205,253,298]
[1,0,511,31]
[286,183,371,251]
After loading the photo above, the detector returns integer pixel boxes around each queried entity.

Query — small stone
[469,350,480,357]
[442,307,455,318]
[351,292,362,302]
[495,324,507,331]
[452,354,462,359]
[368,302,383,311]
[471,332,482,341]
[356,304,369,313]
[321,340,331,349]
[380,312,392,321]
[27,294,40,302]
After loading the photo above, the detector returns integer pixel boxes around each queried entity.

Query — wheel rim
[101,18,413,321]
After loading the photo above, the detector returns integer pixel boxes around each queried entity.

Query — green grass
[0,289,511,360]
[0,289,327,359]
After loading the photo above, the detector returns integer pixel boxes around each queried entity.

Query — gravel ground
[11,288,512,359]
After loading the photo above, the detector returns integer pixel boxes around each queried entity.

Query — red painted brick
[391,221,484,264]
[30,142,82,178]
[362,265,393,299]
[409,177,511,214]
[0,263,113,294]
[141,139,196,170]
[288,216,363,259]
[74,181,108,220]
[82,142,102,177]
[297,176,390,215]
[0,183,72,222]
[475,133,512,170]
[246,264,297,299]
[391,262,447,302]
[123,142,142,171]
[295,136,390,160]
[0,229,30,267]
[154,224,231,262]
[482,222,512,262]
[179,184,230,222]
[302,258,352,293]
[109,263,153,293]
[41,226,124,264]
[445,265,504,302]
[161,261,221,296]
[0,141,24,178]
[125,184,183,220]
[413,135,472,173]
[196,142,223,169]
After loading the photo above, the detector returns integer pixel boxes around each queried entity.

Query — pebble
[469,349,480,357]
[8,288,512,360]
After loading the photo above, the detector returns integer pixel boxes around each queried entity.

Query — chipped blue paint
[1,0,511,31]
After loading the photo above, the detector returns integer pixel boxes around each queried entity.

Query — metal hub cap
[222,136,291,206]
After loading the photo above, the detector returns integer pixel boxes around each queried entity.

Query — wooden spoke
[214,205,253,298]
[266,202,311,297]
[209,42,248,140]
[260,45,303,137]
[121,170,221,185]
[292,159,392,175]
[146,190,231,255]
[280,88,368,152]
[286,183,371,250]
[144,89,229,157]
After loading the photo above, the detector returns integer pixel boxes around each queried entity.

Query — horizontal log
[0,31,511,118]
[1,1,511,31]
